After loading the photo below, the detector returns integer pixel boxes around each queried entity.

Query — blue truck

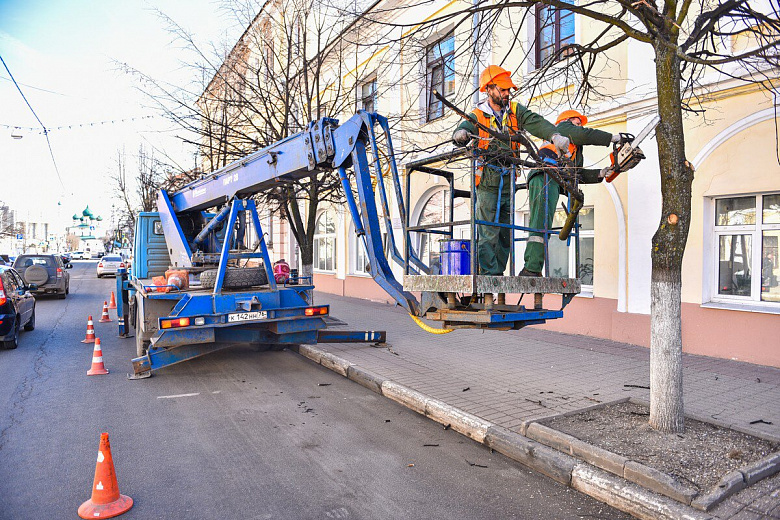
[118,112,581,378]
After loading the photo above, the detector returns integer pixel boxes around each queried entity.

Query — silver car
[96,255,126,278]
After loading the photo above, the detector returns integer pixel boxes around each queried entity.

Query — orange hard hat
[479,65,516,92]
[556,109,587,126]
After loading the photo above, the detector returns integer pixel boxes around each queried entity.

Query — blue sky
[0,0,243,230]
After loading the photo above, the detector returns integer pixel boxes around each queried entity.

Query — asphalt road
[0,261,632,520]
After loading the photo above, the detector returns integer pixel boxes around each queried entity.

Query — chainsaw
[605,114,660,183]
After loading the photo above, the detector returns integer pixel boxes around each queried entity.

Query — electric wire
[0,53,67,191]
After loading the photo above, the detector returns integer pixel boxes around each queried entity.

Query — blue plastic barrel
[440,240,471,275]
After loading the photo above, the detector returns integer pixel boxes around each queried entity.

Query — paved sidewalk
[306,292,780,519]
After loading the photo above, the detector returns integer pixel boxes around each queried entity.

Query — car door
[10,270,33,324]
[3,271,23,323]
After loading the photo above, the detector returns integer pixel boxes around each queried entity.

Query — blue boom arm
[157,113,421,315]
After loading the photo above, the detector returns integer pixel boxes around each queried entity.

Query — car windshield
[103,256,122,262]
[14,256,55,268]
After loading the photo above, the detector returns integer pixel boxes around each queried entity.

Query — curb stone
[525,421,698,504]
[294,344,715,520]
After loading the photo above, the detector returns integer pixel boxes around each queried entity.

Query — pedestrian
[520,109,621,276]
[451,65,571,278]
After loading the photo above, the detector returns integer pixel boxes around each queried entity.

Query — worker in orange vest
[520,109,621,276]
[452,65,571,277]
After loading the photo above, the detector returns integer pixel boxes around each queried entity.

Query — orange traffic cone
[78,432,133,519]
[87,339,109,376]
[108,291,117,310]
[81,316,96,344]
[99,302,112,323]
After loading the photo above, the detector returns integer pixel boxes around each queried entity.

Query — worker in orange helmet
[452,65,571,277]
[520,109,622,276]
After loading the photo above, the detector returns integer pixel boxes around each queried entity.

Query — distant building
[68,205,106,255]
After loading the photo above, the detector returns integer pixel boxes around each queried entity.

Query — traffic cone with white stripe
[99,301,112,323]
[108,291,117,310]
[78,432,133,519]
[81,316,96,344]
[87,338,109,376]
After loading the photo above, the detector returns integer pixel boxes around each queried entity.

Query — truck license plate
[228,311,267,322]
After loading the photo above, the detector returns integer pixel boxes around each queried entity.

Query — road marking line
[157,392,200,399]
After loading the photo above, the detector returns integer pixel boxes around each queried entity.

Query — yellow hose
[409,313,454,334]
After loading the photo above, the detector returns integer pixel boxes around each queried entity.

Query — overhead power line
[0,53,66,191]
[0,115,157,133]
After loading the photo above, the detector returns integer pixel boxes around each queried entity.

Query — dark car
[12,254,71,299]
[0,265,36,349]
[61,252,72,265]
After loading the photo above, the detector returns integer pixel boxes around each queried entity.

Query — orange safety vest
[473,101,523,186]
[539,141,577,162]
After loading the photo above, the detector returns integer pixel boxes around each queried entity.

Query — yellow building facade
[211,0,780,367]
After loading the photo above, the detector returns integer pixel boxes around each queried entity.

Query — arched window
[415,188,468,274]
[313,210,336,272]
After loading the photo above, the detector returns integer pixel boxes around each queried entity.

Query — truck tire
[199,267,268,289]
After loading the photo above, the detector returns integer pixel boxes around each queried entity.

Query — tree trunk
[649,41,694,433]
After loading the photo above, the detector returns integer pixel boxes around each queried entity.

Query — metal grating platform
[403,275,581,295]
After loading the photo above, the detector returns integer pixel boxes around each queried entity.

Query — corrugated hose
[409,313,453,334]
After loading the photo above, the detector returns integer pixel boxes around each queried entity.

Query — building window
[415,188,469,274]
[516,207,594,285]
[313,210,337,272]
[353,233,369,275]
[713,193,780,304]
[359,77,377,113]
[426,33,455,121]
[535,1,574,69]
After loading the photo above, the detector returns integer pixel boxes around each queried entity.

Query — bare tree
[112,145,176,244]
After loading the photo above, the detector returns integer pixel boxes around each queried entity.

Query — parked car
[12,254,71,298]
[0,265,36,349]
[96,255,127,278]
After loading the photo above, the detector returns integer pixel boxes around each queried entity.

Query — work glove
[611,133,622,143]
[452,129,471,146]
[551,133,571,156]
[599,167,612,180]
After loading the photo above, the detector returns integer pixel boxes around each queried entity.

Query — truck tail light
[0,277,5,306]
[160,317,190,329]
[119,263,125,268]
[98,263,104,268]
[304,306,328,316]
[57,267,63,277]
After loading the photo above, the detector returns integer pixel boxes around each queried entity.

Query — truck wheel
[199,267,268,289]
[135,304,150,357]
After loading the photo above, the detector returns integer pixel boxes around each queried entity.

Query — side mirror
[66,264,73,269]
[27,283,38,291]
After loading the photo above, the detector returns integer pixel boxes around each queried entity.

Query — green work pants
[523,173,561,274]
[476,182,512,276]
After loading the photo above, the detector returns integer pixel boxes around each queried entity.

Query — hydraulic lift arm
[155,113,421,315]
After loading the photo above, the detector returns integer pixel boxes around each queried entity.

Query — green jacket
[554,120,613,184]
[455,100,557,191]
